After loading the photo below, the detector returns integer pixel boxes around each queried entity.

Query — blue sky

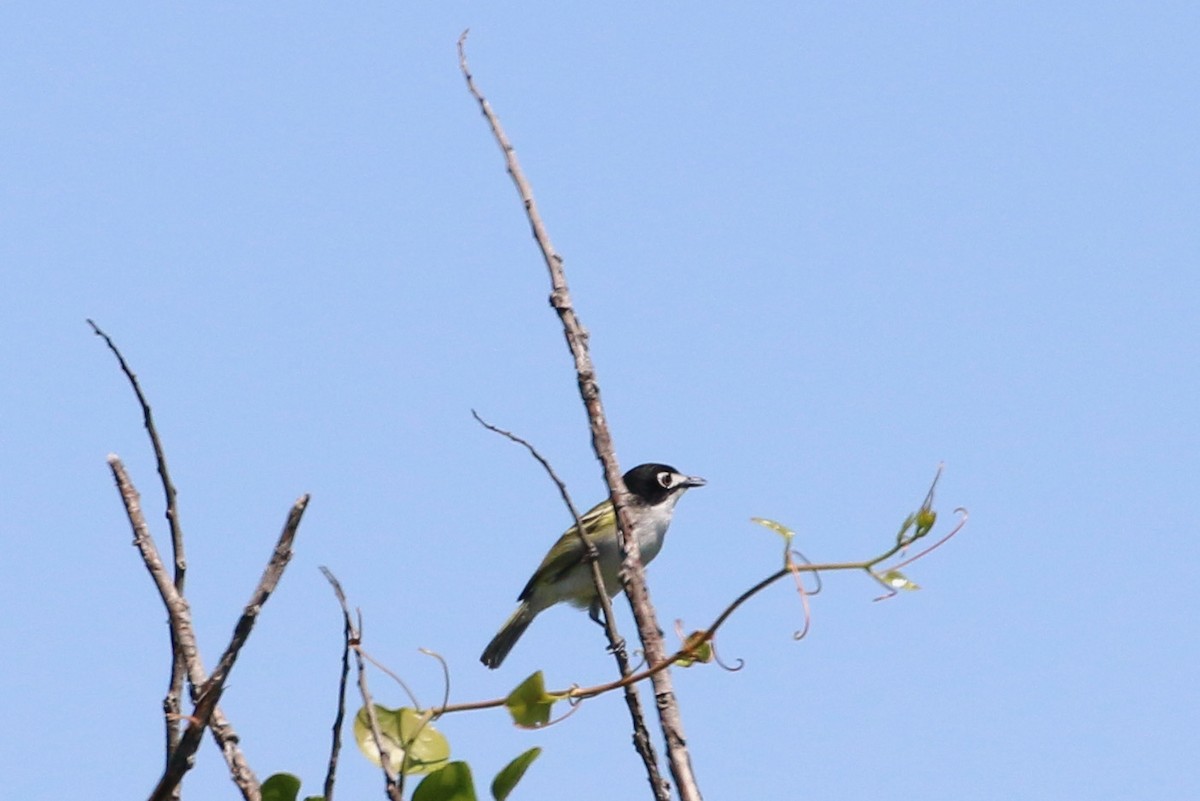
[2,3,1197,799]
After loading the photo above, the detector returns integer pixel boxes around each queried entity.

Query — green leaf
[412,761,478,801]
[261,773,302,801]
[491,747,542,801]
[302,797,325,801]
[354,705,451,776]
[895,512,917,544]
[751,517,797,566]
[674,631,713,667]
[504,671,558,728]
[750,517,794,544]
[881,569,921,592]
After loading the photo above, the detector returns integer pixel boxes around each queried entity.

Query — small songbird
[480,462,706,669]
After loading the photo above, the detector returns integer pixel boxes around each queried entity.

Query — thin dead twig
[200,495,309,698]
[88,319,188,781]
[322,571,353,801]
[470,410,630,661]
[321,568,403,801]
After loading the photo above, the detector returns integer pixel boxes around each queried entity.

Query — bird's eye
[657,471,674,488]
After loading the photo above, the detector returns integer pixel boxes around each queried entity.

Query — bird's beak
[682,475,707,488]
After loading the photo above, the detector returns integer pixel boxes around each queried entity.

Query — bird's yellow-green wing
[517,499,617,601]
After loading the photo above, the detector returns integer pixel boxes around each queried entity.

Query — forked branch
[96,321,310,801]
[88,318,189,780]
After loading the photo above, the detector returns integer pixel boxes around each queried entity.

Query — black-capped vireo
[481,462,706,668]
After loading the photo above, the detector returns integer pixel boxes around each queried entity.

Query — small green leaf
[895,512,917,544]
[751,517,795,544]
[752,518,798,566]
[881,570,920,592]
[674,631,713,667]
[491,747,542,801]
[354,705,451,776]
[261,773,301,801]
[915,507,937,537]
[412,761,478,801]
[504,671,558,728]
[302,796,325,801]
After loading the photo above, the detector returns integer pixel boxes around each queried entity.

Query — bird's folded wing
[517,500,616,601]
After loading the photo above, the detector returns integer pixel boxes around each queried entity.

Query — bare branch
[147,682,225,801]
[88,319,188,780]
[321,568,403,801]
[107,456,261,800]
[322,567,353,801]
[199,495,309,698]
[458,32,687,801]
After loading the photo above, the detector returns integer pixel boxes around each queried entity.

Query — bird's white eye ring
[657,471,674,488]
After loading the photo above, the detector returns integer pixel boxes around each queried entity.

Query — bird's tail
[481,602,537,669]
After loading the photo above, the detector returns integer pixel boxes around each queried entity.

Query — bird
[480,462,706,669]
